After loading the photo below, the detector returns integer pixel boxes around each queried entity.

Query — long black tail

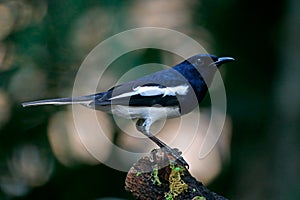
[22,93,103,107]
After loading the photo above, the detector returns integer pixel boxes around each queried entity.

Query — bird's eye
[196,58,204,65]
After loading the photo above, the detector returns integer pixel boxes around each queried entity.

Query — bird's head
[187,54,235,69]
[185,54,235,86]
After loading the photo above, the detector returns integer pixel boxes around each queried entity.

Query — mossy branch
[125,148,228,200]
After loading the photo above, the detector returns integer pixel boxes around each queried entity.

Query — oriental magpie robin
[22,54,234,167]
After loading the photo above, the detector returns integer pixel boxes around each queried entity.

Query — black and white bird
[22,54,234,167]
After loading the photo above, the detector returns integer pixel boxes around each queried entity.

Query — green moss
[165,162,188,199]
[165,193,173,200]
[136,171,142,176]
[192,196,206,200]
[151,164,162,186]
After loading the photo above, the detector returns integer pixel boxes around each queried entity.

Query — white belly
[110,105,181,122]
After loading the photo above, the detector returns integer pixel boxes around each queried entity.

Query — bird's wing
[93,82,189,107]
[91,67,194,108]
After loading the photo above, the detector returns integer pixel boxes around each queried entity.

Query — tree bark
[125,148,228,200]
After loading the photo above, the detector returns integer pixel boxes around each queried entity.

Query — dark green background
[1,0,299,199]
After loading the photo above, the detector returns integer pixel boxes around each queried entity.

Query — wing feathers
[109,84,189,100]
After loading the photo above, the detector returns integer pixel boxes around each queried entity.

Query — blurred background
[0,0,299,199]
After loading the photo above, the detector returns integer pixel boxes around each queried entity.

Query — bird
[22,54,234,167]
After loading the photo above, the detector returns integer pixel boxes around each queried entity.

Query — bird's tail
[22,94,100,107]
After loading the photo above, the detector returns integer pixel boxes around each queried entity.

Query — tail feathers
[22,94,99,107]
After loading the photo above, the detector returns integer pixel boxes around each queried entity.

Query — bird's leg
[136,119,189,168]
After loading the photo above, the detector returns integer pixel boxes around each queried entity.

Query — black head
[172,54,235,85]
[187,54,235,69]
[182,54,235,87]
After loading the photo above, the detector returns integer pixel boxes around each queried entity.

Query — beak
[213,57,235,66]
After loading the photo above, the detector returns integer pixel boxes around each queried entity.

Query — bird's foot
[149,147,189,169]
[136,119,189,169]
[161,146,189,169]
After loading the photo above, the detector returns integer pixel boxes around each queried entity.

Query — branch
[125,148,228,200]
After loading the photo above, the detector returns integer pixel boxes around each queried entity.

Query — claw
[136,118,189,169]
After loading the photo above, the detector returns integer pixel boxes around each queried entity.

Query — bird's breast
[110,105,181,121]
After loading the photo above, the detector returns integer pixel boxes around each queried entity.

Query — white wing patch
[109,85,189,100]
[133,86,165,96]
